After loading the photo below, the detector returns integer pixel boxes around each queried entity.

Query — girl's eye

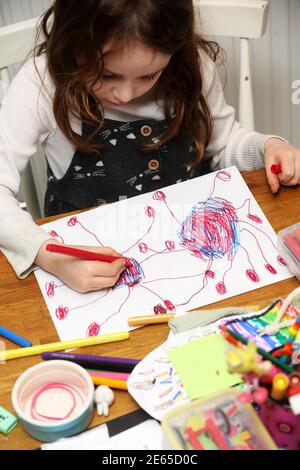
[141,73,159,81]
[102,73,159,81]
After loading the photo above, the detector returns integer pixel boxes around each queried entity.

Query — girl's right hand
[35,241,126,293]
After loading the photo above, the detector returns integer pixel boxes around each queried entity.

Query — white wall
[215,0,300,147]
[0,0,299,147]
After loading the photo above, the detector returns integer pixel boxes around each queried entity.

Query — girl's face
[90,41,171,107]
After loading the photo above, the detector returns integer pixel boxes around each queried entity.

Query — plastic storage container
[162,389,277,450]
[12,360,94,442]
[277,222,300,281]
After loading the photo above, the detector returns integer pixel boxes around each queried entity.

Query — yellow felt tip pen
[90,375,128,390]
[0,332,129,361]
[128,313,175,326]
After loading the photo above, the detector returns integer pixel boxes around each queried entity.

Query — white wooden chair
[0,0,269,219]
[195,0,269,130]
[0,17,46,219]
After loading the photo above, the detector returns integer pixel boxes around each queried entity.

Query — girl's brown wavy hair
[36,0,220,165]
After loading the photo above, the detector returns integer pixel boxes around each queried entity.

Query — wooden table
[1,169,299,450]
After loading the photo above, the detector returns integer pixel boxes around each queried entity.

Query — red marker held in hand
[46,244,132,268]
[271,164,282,175]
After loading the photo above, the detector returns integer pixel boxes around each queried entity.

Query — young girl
[0,0,299,293]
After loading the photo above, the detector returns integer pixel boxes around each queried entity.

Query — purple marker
[42,351,139,372]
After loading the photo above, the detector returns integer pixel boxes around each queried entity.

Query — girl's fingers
[281,157,300,186]
[277,154,296,185]
[265,162,280,193]
[89,270,125,291]
[85,258,126,277]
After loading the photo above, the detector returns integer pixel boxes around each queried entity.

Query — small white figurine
[94,386,114,417]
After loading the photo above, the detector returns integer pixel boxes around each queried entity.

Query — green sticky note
[168,334,242,400]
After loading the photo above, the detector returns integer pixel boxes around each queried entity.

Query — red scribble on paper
[49,230,65,244]
[164,300,176,311]
[86,322,100,336]
[145,206,155,218]
[115,258,144,288]
[247,214,263,224]
[277,256,286,266]
[46,282,57,298]
[153,190,166,201]
[165,241,175,251]
[67,217,78,227]
[139,243,148,254]
[55,305,69,320]
[216,282,227,295]
[154,304,167,314]
[246,269,260,283]
[265,264,277,275]
[205,270,215,279]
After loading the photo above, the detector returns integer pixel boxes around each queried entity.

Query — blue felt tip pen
[0,326,32,348]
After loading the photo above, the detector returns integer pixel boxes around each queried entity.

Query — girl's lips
[105,99,123,106]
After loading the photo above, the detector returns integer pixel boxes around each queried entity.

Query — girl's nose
[112,84,134,104]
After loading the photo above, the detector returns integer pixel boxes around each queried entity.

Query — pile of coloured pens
[42,352,140,390]
[0,331,130,361]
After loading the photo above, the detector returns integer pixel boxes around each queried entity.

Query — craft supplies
[86,370,130,381]
[11,360,94,442]
[162,389,277,450]
[278,223,300,281]
[94,386,115,416]
[0,325,32,348]
[0,406,18,435]
[226,341,272,376]
[224,299,298,350]
[223,328,295,375]
[258,400,300,450]
[90,375,128,391]
[270,374,289,401]
[259,287,300,336]
[42,351,138,372]
[128,313,175,326]
[167,335,242,401]
[0,331,129,361]
[223,326,300,450]
[288,385,300,415]
[169,305,260,334]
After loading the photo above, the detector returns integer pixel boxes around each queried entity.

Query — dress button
[148,159,160,170]
[141,125,152,137]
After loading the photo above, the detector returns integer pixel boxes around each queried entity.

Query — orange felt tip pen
[271,373,289,401]
[90,375,128,390]
[46,244,132,268]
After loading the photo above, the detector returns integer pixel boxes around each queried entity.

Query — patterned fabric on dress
[45,115,210,216]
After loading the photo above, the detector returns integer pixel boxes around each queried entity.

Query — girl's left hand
[264,138,300,193]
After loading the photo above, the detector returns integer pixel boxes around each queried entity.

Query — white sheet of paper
[110,419,162,450]
[41,420,162,450]
[35,167,291,340]
[41,424,110,450]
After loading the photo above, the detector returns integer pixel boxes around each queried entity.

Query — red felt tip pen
[271,164,282,175]
[46,244,132,268]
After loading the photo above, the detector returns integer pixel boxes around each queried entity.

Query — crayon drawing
[34,167,291,340]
